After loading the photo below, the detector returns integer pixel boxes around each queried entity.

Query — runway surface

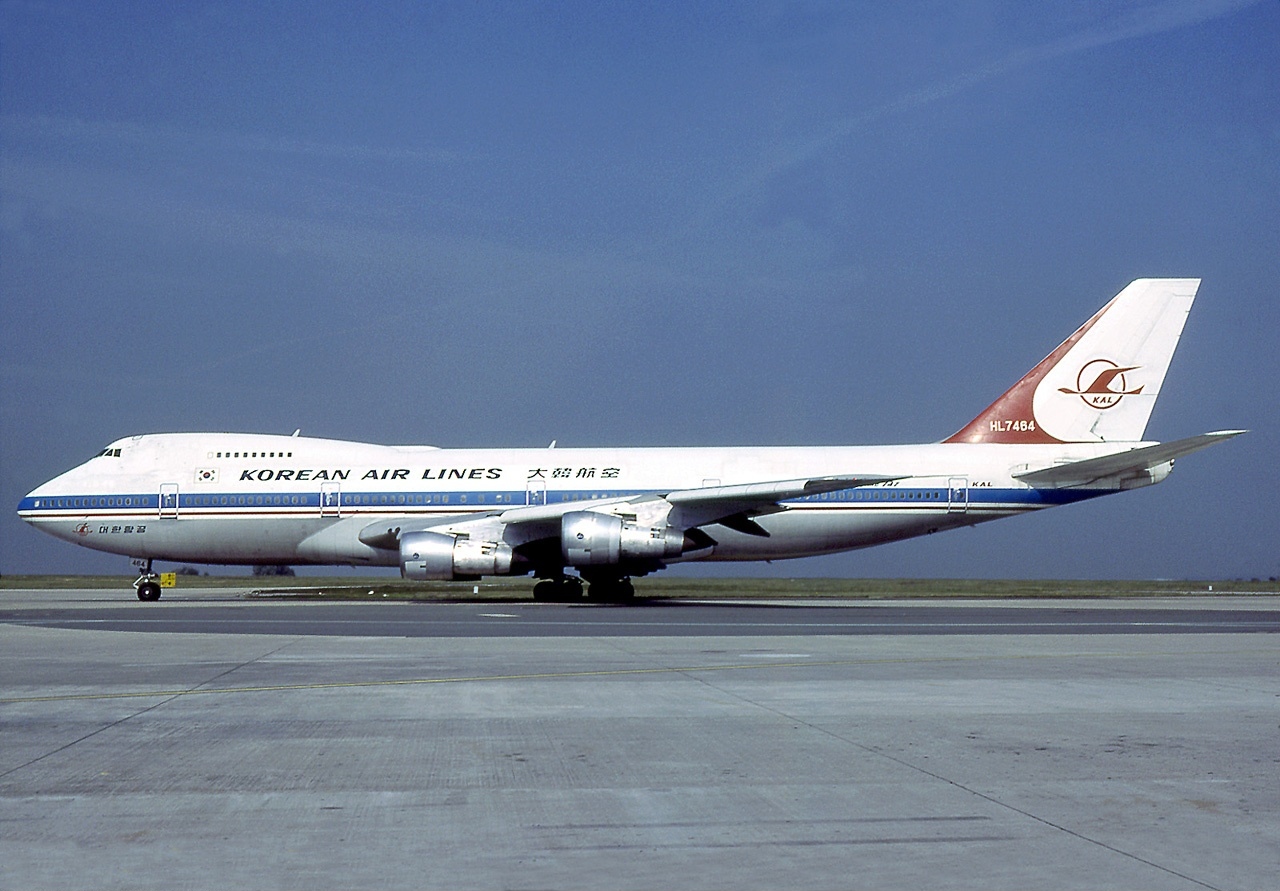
[5,596,1279,637]
[2,586,1278,890]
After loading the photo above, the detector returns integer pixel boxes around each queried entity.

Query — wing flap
[662,474,901,528]
[665,475,897,506]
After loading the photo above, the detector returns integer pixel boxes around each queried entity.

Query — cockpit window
[95,448,123,458]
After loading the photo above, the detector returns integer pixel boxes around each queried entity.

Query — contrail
[731,0,1261,201]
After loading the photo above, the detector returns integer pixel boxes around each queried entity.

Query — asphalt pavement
[2,586,1277,890]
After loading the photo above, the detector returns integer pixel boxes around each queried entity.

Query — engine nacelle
[561,511,685,567]
[400,530,514,581]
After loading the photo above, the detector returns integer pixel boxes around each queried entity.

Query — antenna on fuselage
[292,429,301,437]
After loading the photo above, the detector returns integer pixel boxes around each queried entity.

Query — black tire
[136,581,162,602]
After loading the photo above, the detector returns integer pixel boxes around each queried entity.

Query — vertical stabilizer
[944,278,1200,444]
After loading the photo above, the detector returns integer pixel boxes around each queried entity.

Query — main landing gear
[132,558,162,602]
[532,573,635,603]
[532,575,584,602]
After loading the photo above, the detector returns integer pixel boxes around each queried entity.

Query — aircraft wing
[657,475,900,531]
[492,474,899,539]
[1013,430,1245,488]
[358,474,898,549]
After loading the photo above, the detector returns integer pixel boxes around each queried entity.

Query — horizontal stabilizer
[1013,430,1245,488]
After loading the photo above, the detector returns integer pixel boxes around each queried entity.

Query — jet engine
[561,510,686,567]
[400,530,513,581]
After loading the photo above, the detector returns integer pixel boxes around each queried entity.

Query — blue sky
[2,0,1276,580]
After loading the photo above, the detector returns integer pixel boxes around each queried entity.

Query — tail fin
[945,278,1200,444]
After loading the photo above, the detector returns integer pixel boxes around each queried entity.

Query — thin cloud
[734,0,1262,199]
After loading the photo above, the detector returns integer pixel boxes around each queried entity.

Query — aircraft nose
[19,486,43,520]
[18,477,57,523]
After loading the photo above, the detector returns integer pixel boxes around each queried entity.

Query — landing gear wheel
[132,558,161,602]
[532,577,584,602]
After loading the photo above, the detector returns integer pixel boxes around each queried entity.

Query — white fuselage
[19,432,1131,568]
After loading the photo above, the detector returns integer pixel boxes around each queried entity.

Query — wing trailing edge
[657,475,901,528]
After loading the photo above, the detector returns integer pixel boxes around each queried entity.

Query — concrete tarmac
[2,587,1277,890]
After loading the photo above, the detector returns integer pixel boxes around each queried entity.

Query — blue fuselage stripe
[18,486,1102,517]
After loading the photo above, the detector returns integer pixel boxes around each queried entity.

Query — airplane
[18,278,1243,602]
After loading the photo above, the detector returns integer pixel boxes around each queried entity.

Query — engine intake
[400,530,513,581]
[561,511,685,567]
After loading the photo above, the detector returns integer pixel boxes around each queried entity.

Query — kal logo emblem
[73,523,93,537]
[1058,359,1143,409]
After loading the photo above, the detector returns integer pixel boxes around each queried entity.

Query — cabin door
[320,482,341,517]
[947,477,968,514]
[526,475,547,506]
[159,483,179,518]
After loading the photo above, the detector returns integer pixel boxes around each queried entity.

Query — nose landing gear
[132,558,162,601]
